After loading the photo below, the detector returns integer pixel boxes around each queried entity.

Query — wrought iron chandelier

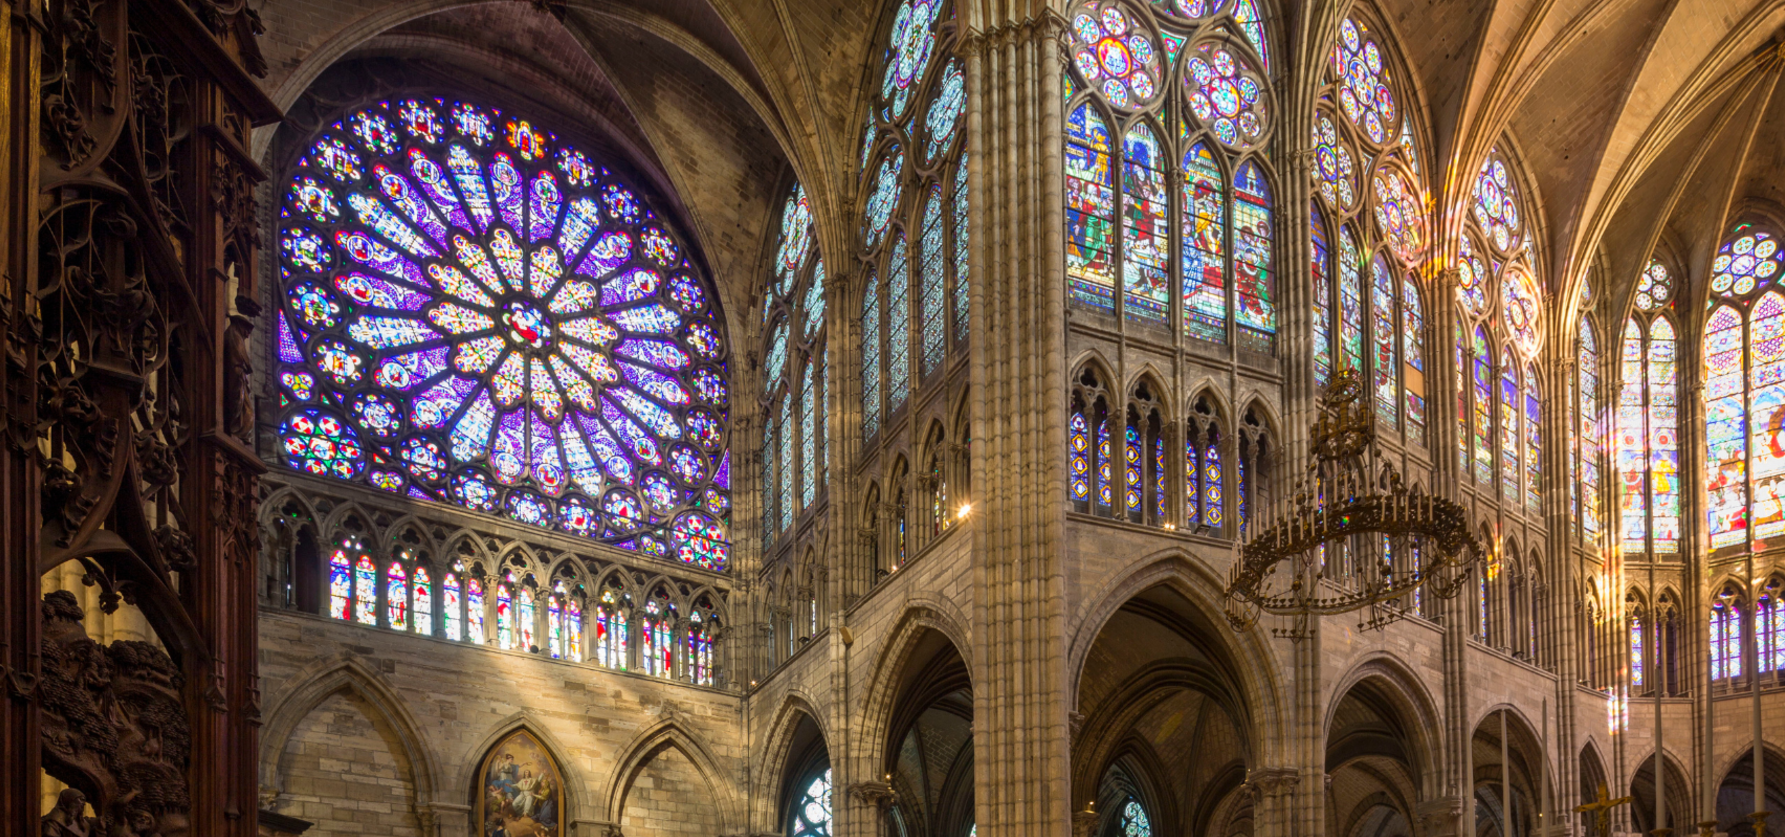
[1223,371,1480,636]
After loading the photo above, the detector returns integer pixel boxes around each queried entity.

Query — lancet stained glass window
[1063,0,1278,353]
[1703,225,1785,553]
[858,0,969,445]
[1619,315,1679,556]
[1578,319,1604,542]
[1310,16,1427,449]
[276,98,732,570]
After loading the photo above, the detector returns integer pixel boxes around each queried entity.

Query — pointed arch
[854,599,975,779]
[453,712,593,830]
[260,656,443,812]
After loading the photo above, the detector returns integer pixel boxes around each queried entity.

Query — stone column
[1246,767,1302,837]
[960,6,1074,834]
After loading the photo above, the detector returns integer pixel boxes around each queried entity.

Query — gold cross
[1575,783,1635,837]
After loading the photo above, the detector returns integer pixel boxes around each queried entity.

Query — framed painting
[474,730,565,837]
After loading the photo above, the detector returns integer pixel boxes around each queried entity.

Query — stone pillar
[1247,767,1302,837]
[959,5,1074,833]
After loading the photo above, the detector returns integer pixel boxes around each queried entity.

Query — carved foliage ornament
[39,592,191,837]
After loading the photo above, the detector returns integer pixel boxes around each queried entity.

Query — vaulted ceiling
[253,0,1785,343]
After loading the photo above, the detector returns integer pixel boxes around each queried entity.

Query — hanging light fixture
[1224,370,1480,636]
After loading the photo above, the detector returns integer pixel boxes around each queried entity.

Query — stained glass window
[1711,586,1743,680]
[1123,125,1170,325]
[859,0,967,449]
[888,236,911,412]
[518,586,536,652]
[789,767,832,837]
[1636,260,1675,311]
[1331,18,1397,144]
[687,599,717,686]
[1338,229,1363,373]
[1181,142,1226,342]
[467,576,486,644]
[1203,435,1224,528]
[1761,578,1784,673]
[413,565,432,636]
[1186,43,1269,149]
[1703,226,1785,553]
[443,567,462,640]
[1524,363,1540,511]
[919,187,948,373]
[276,99,731,570]
[643,591,675,678]
[1119,797,1153,837]
[354,554,377,625]
[597,583,628,669]
[1629,607,1645,687]
[1124,418,1144,518]
[1500,350,1519,501]
[1312,208,1332,386]
[1618,319,1646,553]
[1097,415,1114,510]
[1472,327,1492,484]
[495,581,514,650]
[1579,320,1604,541]
[1233,161,1275,352]
[548,583,566,658]
[1062,1,1278,353]
[1068,105,1117,310]
[1403,278,1426,445]
[1371,257,1398,427]
[1070,2,1162,107]
[329,542,354,620]
[953,151,971,342]
[386,561,409,630]
[567,594,583,662]
[1070,405,1091,505]
[863,273,882,436]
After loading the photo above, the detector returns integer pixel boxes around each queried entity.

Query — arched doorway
[1073,583,1255,837]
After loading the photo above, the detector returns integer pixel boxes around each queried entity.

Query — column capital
[1244,766,1301,799]
[1414,796,1466,837]
[847,780,897,811]
[1072,810,1100,837]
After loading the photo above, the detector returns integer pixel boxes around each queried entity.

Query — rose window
[1472,158,1521,251]
[275,98,733,570]
[1711,229,1783,297]
[1330,18,1397,144]
[1635,261,1674,311]
[881,0,943,120]
[1312,112,1355,209]
[1371,166,1426,264]
[1071,1,1161,108]
[1185,42,1269,148]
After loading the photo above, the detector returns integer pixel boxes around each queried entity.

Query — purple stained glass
[277,99,732,569]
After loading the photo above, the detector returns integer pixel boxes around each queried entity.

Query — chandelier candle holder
[1224,371,1479,636]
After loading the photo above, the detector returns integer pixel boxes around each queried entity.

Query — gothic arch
[753,692,832,825]
[453,712,594,829]
[854,599,974,775]
[600,717,741,830]
[1066,547,1286,762]
[259,656,443,812]
[1323,652,1447,798]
